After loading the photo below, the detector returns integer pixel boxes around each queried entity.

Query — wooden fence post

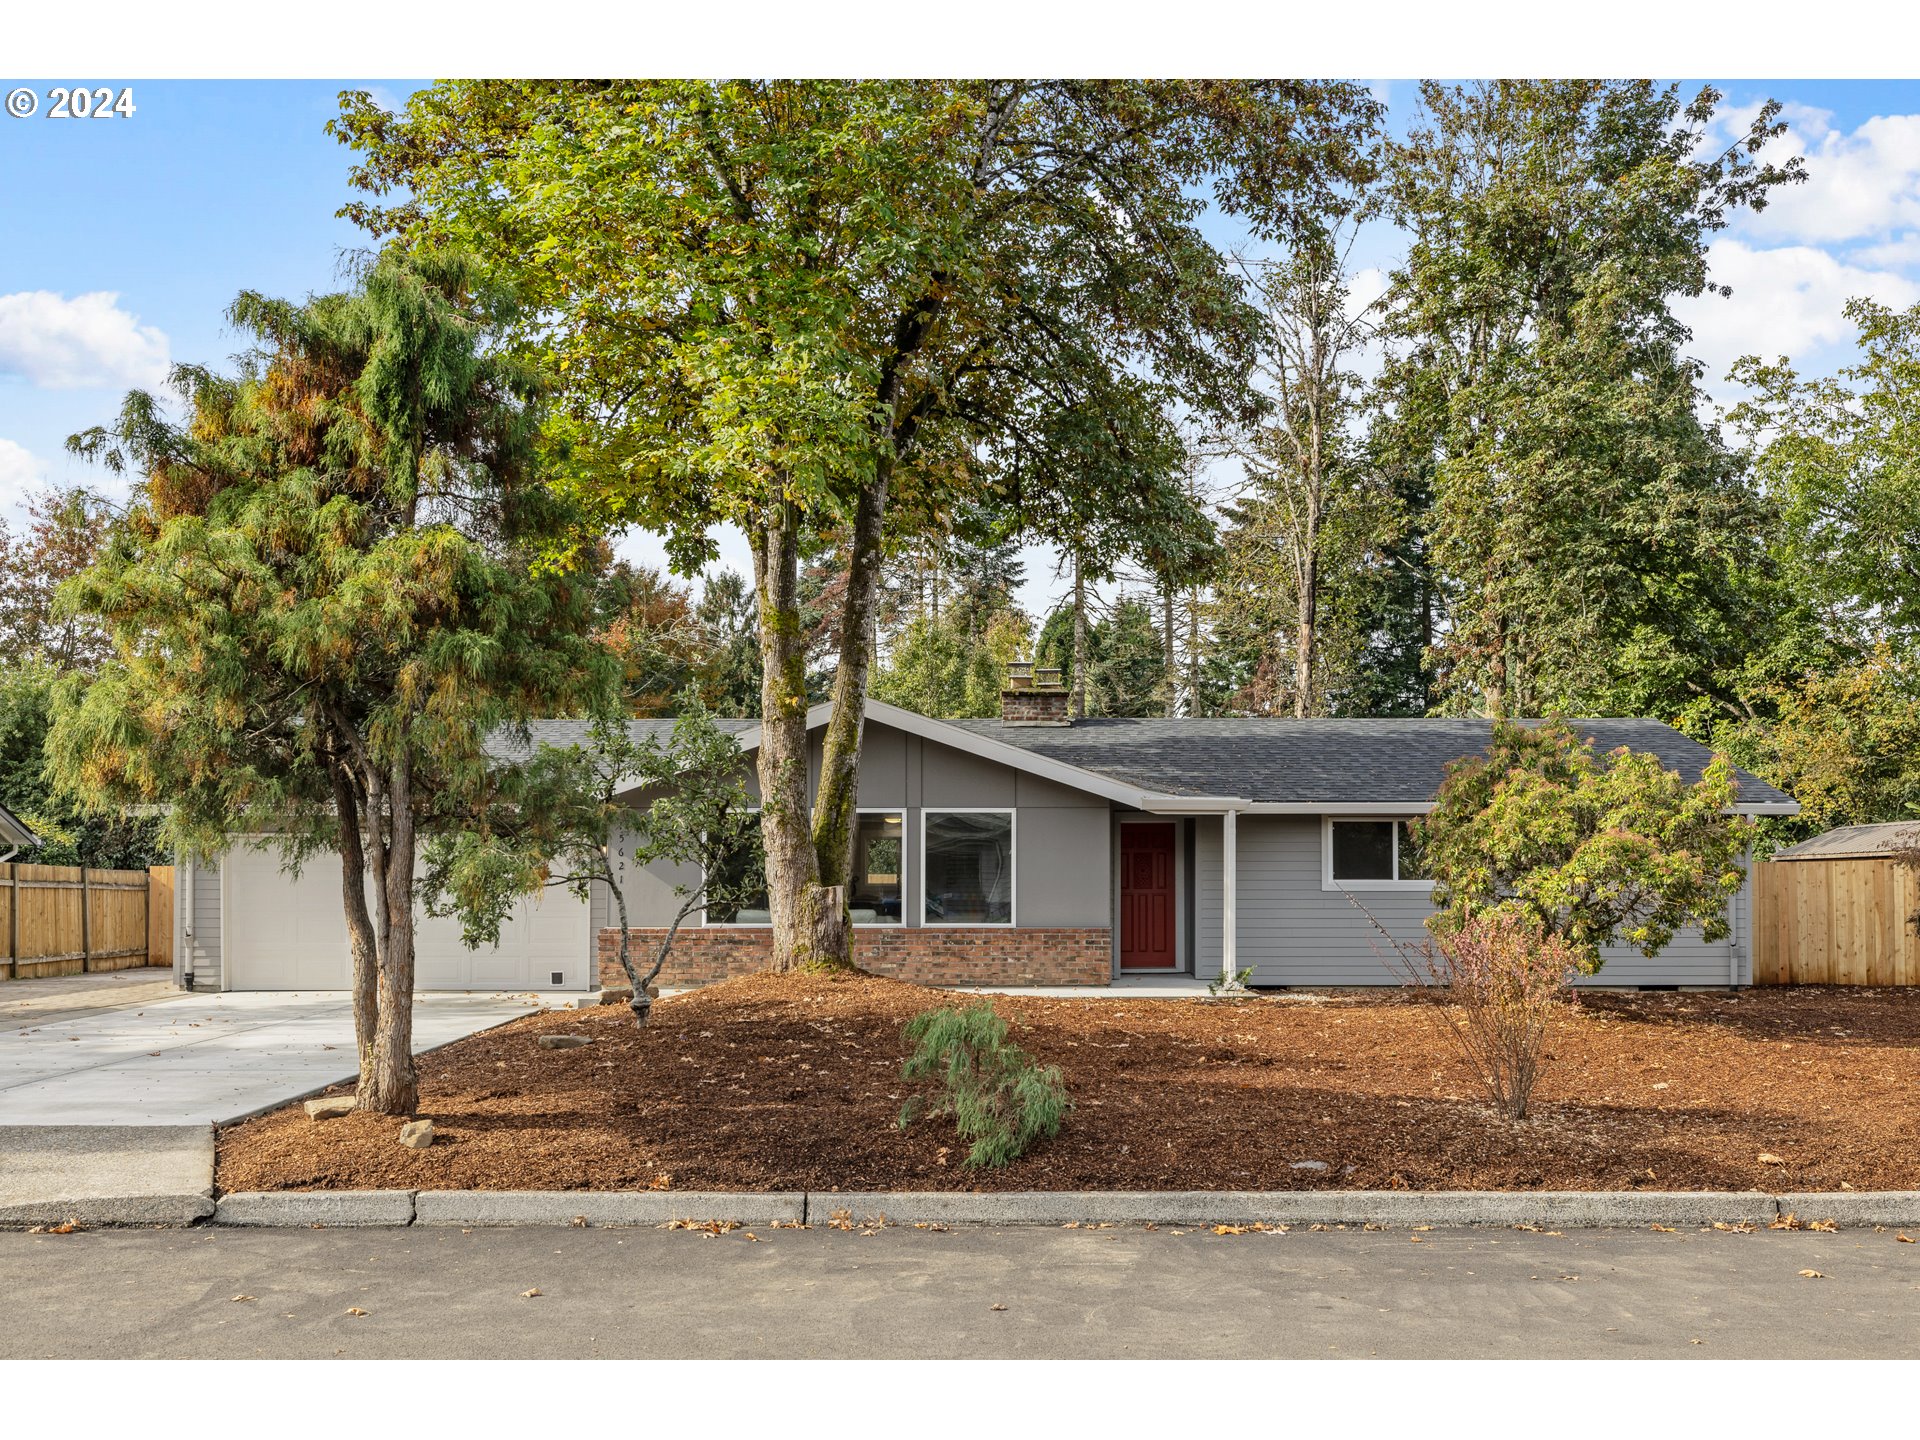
[79,865,93,972]
[5,864,15,981]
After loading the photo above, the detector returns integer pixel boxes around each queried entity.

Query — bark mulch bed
[216,971,1920,1195]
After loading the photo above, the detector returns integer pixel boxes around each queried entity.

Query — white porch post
[1221,808,1237,982]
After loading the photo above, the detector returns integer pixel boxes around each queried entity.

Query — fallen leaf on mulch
[1798,1269,1825,1279]
[1758,1153,1786,1165]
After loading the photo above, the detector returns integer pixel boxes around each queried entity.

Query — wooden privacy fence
[1,863,174,980]
[1754,857,1920,986]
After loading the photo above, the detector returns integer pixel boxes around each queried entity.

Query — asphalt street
[5,1222,1918,1359]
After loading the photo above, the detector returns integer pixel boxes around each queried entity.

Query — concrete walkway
[0,990,552,1126]
[959,974,1219,998]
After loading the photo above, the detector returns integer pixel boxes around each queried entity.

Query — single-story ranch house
[174,679,1798,994]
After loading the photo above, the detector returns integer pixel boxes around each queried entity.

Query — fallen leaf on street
[521,1288,541,1298]
[1897,1233,1915,1244]
[345,1307,369,1316]
[1797,1270,1825,1279]
[1649,1224,1677,1233]
[990,1303,1007,1312]
[230,1295,255,1303]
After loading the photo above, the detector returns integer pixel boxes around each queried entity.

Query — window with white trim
[849,812,904,925]
[704,815,769,925]
[1324,818,1431,889]
[923,810,1014,925]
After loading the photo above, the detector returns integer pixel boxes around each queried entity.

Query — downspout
[1222,808,1238,984]
[179,851,195,990]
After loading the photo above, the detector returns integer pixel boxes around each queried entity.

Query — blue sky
[4,78,1918,616]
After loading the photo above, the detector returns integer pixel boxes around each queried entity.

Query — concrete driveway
[0,988,551,1126]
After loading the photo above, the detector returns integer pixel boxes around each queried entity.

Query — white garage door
[221,844,591,991]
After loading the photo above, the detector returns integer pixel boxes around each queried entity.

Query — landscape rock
[536,1034,593,1050]
[304,1096,357,1122]
[398,1120,435,1150]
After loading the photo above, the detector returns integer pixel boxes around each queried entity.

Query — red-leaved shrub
[1404,908,1582,1121]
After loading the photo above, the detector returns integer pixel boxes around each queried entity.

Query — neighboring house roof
[0,802,40,856]
[509,704,1795,815]
[1771,822,1920,861]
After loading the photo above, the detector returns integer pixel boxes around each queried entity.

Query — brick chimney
[1001,661,1072,726]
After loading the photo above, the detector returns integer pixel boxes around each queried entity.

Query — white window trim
[701,806,771,927]
[850,807,907,929]
[920,807,1017,927]
[1320,815,1436,893]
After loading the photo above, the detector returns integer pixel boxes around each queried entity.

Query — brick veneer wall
[598,925,1112,988]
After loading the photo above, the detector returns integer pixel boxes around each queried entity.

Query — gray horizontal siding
[1197,815,1747,988]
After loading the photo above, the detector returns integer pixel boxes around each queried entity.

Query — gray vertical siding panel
[190,857,222,990]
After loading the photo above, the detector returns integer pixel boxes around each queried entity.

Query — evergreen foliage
[48,252,608,1114]
[898,1003,1069,1168]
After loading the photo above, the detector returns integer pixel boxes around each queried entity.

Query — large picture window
[850,812,904,925]
[705,822,770,925]
[1325,818,1431,890]
[923,810,1014,925]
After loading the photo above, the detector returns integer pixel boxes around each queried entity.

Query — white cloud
[0,291,170,390]
[0,438,49,512]
[1723,108,1920,248]
[1680,238,1920,391]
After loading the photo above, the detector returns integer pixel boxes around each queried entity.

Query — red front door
[1120,822,1178,971]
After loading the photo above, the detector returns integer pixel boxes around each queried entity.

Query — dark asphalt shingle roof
[489,714,1794,810]
[945,716,1796,808]
[483,718,756,764]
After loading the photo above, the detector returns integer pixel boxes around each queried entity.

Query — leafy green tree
[421,703,759,1024]
[875,608,1029,720]
[48,254,607,1114]
[0,659,162,867]
[1413,720,1755,973]
[1374,81,1802,718]
[332,79,1382,971]
[688,569,764,718]
[0,486,117,672]
[1730,297,1920,652]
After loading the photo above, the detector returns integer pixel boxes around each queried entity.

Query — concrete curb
[182,1188,1920,1229]
[814,1189,1788,1228]
[412,1190,805,1227]
[213,1190,418,1227]
[0,1193,216,1228]
[1774,1192,1920,1227]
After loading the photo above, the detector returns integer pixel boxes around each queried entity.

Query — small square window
[924,811,1014,924]
[1331,821,1396,881]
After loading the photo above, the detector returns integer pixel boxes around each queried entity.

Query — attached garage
[215,844,593,992]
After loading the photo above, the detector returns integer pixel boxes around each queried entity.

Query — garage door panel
[224,845,589,991]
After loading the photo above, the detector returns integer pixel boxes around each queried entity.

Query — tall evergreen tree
[49,254,607,1114]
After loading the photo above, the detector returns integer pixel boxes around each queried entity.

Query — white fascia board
[1242,801,1436,816]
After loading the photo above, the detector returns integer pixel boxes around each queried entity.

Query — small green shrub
[898,1003,1069,1168]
